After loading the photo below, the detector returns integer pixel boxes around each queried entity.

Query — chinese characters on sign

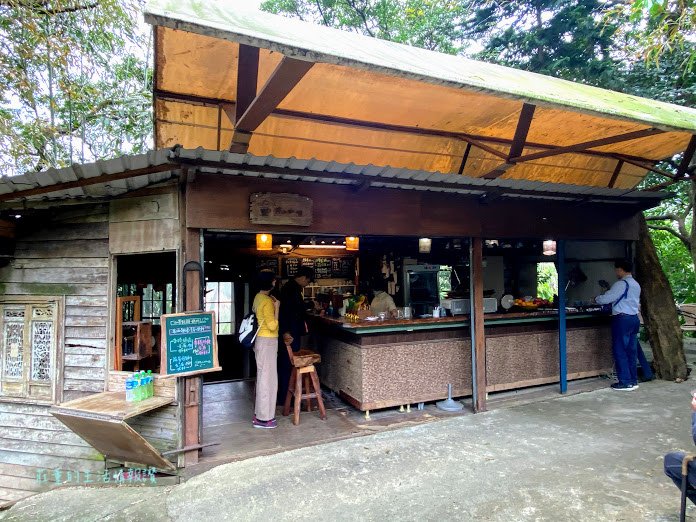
[36,467,159,486]
[250,193,313,226]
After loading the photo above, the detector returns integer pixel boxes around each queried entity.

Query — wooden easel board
[160,311,221,378]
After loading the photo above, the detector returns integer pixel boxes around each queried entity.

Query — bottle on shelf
[125,374,135,402]
[139,371,148,400]
[146,370,154,398]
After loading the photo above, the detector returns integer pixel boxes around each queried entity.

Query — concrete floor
[2,378,694,521]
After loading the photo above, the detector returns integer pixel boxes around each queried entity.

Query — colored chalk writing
[161,312,218,376]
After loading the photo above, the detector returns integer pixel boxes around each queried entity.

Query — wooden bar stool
[282,344,327,425]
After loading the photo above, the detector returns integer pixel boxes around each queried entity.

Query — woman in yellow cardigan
[252,271,281,429]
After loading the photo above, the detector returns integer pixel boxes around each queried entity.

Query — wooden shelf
[51,391,173,422]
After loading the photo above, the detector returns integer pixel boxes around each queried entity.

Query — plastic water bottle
[125,375,135,402]
[146,370,154,398]
[133,372,142,401]
[139,371,148,400]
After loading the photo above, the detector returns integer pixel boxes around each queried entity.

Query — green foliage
[650,228,696,303]
[607,0,696,73]
[537,262,558,301]
[0,0,152,175]
[260,0,470,53]
[466,0,622,87]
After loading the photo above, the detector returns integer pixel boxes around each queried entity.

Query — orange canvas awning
[145,0,696,190]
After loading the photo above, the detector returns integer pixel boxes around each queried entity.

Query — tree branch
[646,214,680,221]
[346,0,375,37]
[313,0,330,26]
[0,1,98,15]
[647,224,691,249]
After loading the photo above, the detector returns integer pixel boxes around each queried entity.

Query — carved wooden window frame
[0,296,63,404]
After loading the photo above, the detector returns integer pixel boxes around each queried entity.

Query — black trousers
[665,451,696,505]
[276,334,301,404]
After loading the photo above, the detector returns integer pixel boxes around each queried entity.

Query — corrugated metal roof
[0,147,665,208]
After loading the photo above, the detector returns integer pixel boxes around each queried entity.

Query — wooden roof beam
[677,135,696,177]
[511,128,664,163]
[234,44,260,124]
[152,91,666,166]
[484,103,536,179]
[607,160,624,188]
[229,56,314,152]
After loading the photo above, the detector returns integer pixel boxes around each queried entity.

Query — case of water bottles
[125,370,155,402]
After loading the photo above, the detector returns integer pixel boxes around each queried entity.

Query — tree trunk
[636,214,688,381]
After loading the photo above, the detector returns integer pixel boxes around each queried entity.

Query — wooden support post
[557,240,567,394]
[470,237,487,412]
[183,226,202,466]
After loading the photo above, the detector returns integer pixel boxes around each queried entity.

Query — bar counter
[308,311,613,411]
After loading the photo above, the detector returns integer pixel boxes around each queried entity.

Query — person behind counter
[371,277,397,318]
[252,270,280,429]
[595,259,641,391]
[277,266,314,404]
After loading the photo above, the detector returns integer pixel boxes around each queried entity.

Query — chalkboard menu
[284,258,301,278]
[283,256,355,279]
[314,258,332,278]
[335,257,355,278]
[255,257,280,274]
[160,312,220,377]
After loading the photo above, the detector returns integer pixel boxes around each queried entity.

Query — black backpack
[238,312,259,349]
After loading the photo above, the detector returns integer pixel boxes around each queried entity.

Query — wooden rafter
[508,103,536,160]
[677,135,696,177]
[484,103,536,179]
[457,143,472,175]
[229,56,314,152]
[608,160,624,188]
[234,44,260,124]
[152,90,667,166]
[511,128,663,163]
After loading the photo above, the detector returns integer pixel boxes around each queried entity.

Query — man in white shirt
[371,277,397,318]
[595,259,641,391]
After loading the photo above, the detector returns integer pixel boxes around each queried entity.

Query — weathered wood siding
[107,372,179,456]
[0,204,109,506]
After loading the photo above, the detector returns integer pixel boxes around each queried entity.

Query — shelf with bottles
[303,280,356,299]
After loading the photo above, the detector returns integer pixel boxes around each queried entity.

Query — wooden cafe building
[2,0,696,505]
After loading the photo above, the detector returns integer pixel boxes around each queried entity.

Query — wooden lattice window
[0,299,60,402]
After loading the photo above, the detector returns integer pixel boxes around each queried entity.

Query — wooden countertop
[309,310,609,333]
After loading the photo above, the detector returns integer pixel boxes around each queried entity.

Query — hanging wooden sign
[250,193,313,226]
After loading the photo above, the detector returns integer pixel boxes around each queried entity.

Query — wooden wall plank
[14,239,108,259]
[66,296,108,307]
[0,267,107,284]
[0,283,106,296]
[2,427,89,446]
[110,192,179,223]
[64,354,106,368]
[21,222,108,242]
[13,258,109,269]
[65,306,108,318]
[108,218,180,254]
[0,450,103,470]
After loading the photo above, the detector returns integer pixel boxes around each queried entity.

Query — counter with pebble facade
[308,312,613,412]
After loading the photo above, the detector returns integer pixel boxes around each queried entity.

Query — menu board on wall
[160,312,220,378]
[334,257,355,279]
[314,258,333,279]
[283,256,356,279]
[283,258,300,278]
[255,257,280,274]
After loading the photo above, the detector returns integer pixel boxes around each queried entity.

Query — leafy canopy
[0,0,152,176]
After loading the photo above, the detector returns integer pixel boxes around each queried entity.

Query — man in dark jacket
[277,266,314,403]
[664,394,696,504]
